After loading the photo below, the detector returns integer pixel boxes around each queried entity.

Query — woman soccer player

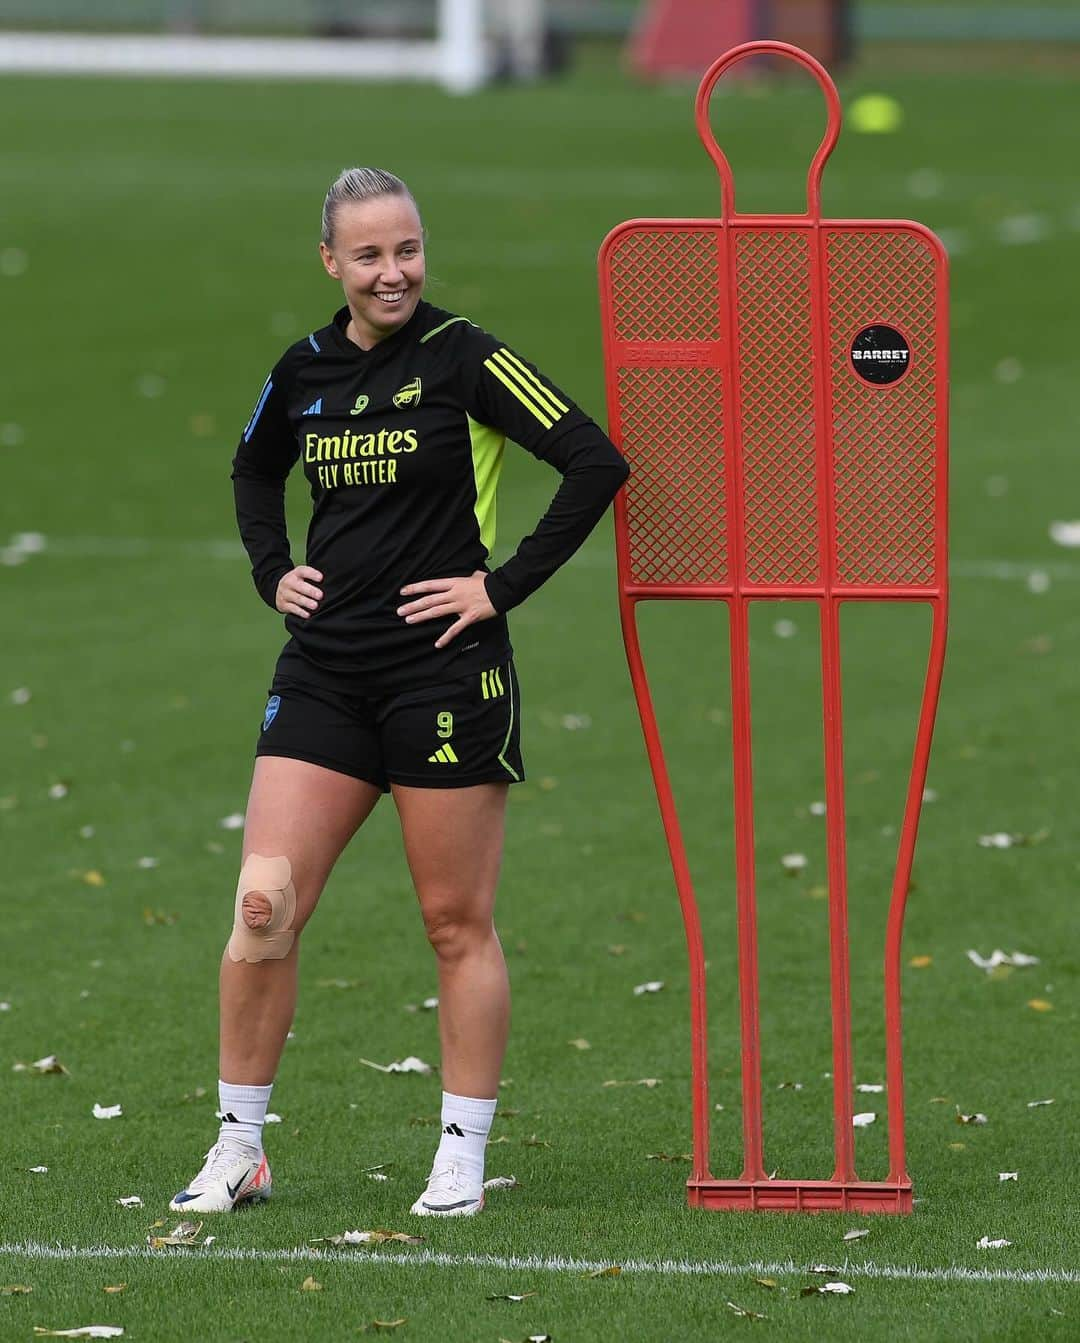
[171,167,628,1217]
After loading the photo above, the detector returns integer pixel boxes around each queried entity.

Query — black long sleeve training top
[231,300,629,690]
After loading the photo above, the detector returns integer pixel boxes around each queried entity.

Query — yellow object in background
[849,93,903,134]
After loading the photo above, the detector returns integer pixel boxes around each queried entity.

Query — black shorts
[255,655,524,791]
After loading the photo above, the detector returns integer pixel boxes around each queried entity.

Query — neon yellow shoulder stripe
[493,348,569,415]
[483,358,554,428]
[419,315,474,344]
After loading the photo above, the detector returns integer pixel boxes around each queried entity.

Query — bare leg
[220,757,382,1084]
[393,783,510,1098]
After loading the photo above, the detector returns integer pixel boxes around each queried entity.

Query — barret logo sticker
[262,695,281,731]
[850,324,911,386]
[393,377,422,409]
[349,394,369,415]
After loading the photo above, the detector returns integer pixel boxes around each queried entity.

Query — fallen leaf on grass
[646,1152,692,1162]
[142,909,176,926]
[21,1055,69,1075]
[218,813,244,830]
[33,1329,124,1339]
[852,1112,876,1127]
[1027,999,1054,1012]
[956,1110,988,1125]
[308,1230,424,1247]
[843,1228,870,1241]
[30,1166,48,1174]
[147,1220,205,1249]
[115,1196,142,1208]
[92,1104,122,1120]
[949,1142,966,1151]
[368,1322,407,1332]
[726,1300,767,1319]
[1027,1098,1054,1108]
[487,1292,537,1302]
[977,1236,1012,1249]
[101,1286,126,1295]
[316,978,361,990]
[999,1172,1019,1182]
[300,1276,322,1291]
[584,1266,621,1278]
[2,1284,32,1294]
[78,871,106,888]
[359,1057,432,1075]
[856,1083,884,1093]
[967,949,1040,971]
[633,981,664,996]
[602,1078,661,1089]
[264,1113,282,1124]
[752,1278,777,1289]
[802,1282,855,1296]
[777,1081,803,1091]
[522,1134,551,1148]
[909,954,933,968]
[568,1038,591,1050]
[781,853,808,872]
[607,945,627,956]
[483,1176,518,1191]
[976,831,1048,850]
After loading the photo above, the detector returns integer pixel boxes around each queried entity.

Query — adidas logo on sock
[218,1111,241,1125]
[442,1122,465,1137]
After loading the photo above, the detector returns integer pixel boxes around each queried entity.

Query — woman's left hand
[398,571,497,649]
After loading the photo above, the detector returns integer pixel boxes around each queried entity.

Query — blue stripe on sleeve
[308,333,321,353]
[243,378,273,442]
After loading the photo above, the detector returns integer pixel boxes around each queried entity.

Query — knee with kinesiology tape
[228,853,298,963]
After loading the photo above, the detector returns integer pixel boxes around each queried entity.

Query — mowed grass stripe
[8,537,1080,581]
[2,1241,1078,1285]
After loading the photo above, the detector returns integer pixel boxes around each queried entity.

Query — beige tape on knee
[228,853,297,963]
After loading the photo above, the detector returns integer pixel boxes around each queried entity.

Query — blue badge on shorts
[262,694,281,731]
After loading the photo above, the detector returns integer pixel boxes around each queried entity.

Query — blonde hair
[320,167,419,247]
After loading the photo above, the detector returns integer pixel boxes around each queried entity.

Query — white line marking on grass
[1,1241,1077,1286]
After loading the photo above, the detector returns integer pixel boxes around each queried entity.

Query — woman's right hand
[276,566,324,619]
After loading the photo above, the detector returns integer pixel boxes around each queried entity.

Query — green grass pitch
[1,41,1078,1342]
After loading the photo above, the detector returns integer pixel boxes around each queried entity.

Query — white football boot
[169,1140,271,1213]
[409,1159,485,1217]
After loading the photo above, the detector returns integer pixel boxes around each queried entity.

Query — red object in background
[631,0,851,80]
[598,41,948,1214]
[632,0,759,79]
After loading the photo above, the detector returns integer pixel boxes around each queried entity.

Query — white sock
[433,1091,497,1182]
[217,1080,272,1152]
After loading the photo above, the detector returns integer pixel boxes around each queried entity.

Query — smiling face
[319,193,425,349]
